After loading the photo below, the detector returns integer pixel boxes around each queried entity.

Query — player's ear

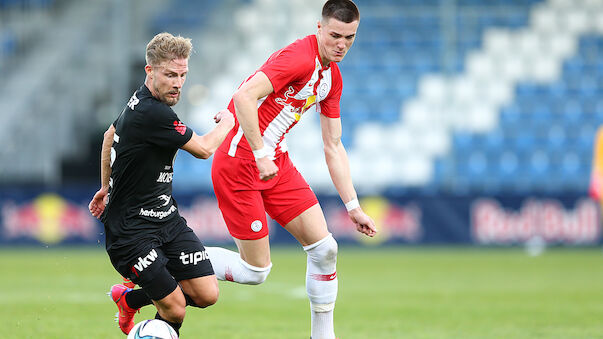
[144,65,153,78]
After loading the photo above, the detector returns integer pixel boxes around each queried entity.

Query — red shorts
[211,150,318,240]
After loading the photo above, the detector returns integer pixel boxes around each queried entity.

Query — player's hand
[89,186,109,219]
[214,109,235,126]
[348,208,377,237]
[256,157,278,181]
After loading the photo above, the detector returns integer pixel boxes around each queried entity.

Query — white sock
[304,234,338,339]
[310,306,335,339]
[205,247,271,285]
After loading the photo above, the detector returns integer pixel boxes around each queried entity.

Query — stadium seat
[177,0,603,194]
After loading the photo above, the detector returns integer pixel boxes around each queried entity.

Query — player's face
[317,17,358,65]
[147,58,188,106]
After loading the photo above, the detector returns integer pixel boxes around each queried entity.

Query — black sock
[125,289,152,309]
[155,312,182,335]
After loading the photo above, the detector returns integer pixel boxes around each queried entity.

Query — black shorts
[107,217,214,300]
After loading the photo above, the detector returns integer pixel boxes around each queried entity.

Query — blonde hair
[145,32,192,66]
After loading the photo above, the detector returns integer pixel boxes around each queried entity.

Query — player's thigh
[212,152,270,240]
[108,242,180,301]
[219,190,270,240]
[262,165,326,246]
[283,203,330,247]
[162,223,214,282]
[234,234,271,267]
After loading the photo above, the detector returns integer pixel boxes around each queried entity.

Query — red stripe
[225,267,234,282]
[310,271,337,281]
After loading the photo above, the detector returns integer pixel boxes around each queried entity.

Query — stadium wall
[0,187,599,247]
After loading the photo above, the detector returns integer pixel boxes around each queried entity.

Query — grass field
[1,246,602,338]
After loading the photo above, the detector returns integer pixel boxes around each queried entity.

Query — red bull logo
[326,196,422,245]
[274,85,316,121]
[472,198,600,244]
[2,193,98,244]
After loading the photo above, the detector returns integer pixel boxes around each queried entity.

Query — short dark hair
[322,0,359,23]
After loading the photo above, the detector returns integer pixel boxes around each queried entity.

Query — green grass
[1,246,602,338]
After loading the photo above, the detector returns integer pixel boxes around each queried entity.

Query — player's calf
[156,302,186,324]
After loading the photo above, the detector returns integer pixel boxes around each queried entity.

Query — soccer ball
[127,319,179,339]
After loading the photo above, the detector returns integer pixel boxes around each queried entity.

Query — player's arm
[181,109,235,159]
[89,124,115,219]
[232,71,278,181]
[320,114,377,237]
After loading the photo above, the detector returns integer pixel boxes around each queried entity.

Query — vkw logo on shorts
[132,249,158,274]
[250,220,263,232]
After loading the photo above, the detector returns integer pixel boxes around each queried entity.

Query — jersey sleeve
[259,45,314,94]
[145,105,193,149]
[319,63,342,119]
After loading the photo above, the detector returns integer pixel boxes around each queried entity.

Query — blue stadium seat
[483,128,506,152]
[452,132,475,152]
[336,0,561,193]
[0,30,17,57]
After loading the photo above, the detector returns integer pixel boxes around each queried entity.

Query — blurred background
[0,0,601,248]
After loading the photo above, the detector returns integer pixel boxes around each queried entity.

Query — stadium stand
[1,0,601,197]
[0,0,218,184]
[186,0,583,194]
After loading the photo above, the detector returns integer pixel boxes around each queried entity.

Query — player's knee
[304,234,338,306]
[240,259,272,285]
[161,304,186,323]
[191,285,219,308]
[205,288,219,306]
[305,234,338,269]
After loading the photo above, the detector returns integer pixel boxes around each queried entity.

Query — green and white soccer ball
[127,319,178,339]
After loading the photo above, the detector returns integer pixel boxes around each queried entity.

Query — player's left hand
[89,186,109,219]
[348,208,377,237]
[214,109,235,125]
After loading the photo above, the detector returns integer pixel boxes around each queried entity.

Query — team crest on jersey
[173,120,186,135]
[318,83,329,100]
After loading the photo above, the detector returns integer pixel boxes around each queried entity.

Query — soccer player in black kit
[88,32,234,335]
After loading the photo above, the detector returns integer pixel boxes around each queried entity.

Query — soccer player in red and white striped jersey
[207,1,377,338]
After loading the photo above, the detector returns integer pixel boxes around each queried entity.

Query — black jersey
[102,84,193,250]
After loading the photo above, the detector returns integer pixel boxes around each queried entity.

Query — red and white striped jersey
[218,34,343,160]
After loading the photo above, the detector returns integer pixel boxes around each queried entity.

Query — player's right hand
[256,157,278,181]
[89,186,109,219]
